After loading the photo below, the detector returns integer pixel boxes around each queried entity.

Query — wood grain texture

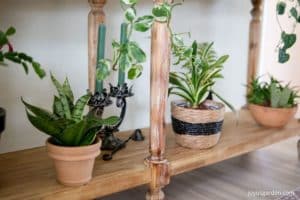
[246,0,263,95]
[100,136,300,200]
[0,111,299,199]
[88,0,106,93]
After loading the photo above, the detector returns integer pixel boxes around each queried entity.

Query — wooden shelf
[0,110,299,199]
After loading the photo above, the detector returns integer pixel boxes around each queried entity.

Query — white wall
[259,0,300,117]
[0,0,251,153]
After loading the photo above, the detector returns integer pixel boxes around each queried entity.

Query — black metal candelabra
[88,83,144,160]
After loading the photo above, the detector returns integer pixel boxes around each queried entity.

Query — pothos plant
[96,0,182,82]
[169,36,234,110]
[0,26,45,78]
[276,0,300,63]
[22,74,119,146]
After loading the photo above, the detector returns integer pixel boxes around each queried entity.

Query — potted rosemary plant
[0,26,45,137]
[247,76,299,128]
[22,74,119,186]
[169,39,234,149]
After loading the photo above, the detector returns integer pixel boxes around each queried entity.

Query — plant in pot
[247,76,299,128]
[169,39,234,149]
[22,74,119,186]
[0,26,46,137]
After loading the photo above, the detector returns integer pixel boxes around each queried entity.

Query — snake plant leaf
[86,116,120,130]
[22,97,58,121]
[125,7,136,22]
[79,129,98,146]
[63,77,74,103]
[25,110,61,136]
[127,42,146,63]
[53,96,64,118]
[277,1,286,15]
[59,120,86,146]
[72,93,91,122]
[133,15,154,32]
[51,73,72,119]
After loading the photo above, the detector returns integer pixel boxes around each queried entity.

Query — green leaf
[276,1,286,15]
[290,7,298,20]
[53,96,64,118]
[119,53,130,71]
[0,31,8,46]
[128,42,146,63]
[5,27,16,36]
[211,90,235,112]
[125,7,136,22]
[51,73,72,119]
[120,0,138,6]
[211,55,229,68]
[25,110,61,136]
[79,130,97,146]
[21,62,29,74]
[72,93,91,122]
[128,64,143,80]
[133,15,154,32]
[59,120,86,146]
[281,32,297,49]
[96,59,111,81]
[22,97,58,121]
[278,48,290,63]
[152,3,171,22]
[63,77,74,103]
[32,62,46,79]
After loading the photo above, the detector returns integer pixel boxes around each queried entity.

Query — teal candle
[96,24,106,93]
[118,23,128,86]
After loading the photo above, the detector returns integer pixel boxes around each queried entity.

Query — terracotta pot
[171,100,225,149]
[46,137,101,186]
[248,104,297,128]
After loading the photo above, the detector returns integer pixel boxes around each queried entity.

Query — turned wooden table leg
[146,0,172,199]
[246,0,263,95]
[88,0,106,93]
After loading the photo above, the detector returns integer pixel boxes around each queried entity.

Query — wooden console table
[0,110,299,199]
[1,0,299,200]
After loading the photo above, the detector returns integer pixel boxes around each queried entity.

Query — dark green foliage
[23,74,119,146]
[247,76,299,108]
[0,27,46,78]
[169,38,234,110]
[276,1,300,63]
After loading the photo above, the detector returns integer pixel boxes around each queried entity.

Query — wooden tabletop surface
[0,110,299,200]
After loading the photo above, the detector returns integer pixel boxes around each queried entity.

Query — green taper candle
[118,23,128,86]
[96,24,106,93]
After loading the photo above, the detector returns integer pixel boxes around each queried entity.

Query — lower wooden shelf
[0,110,299,199]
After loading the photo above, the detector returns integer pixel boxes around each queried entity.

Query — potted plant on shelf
[22,74,119,186]
[247,76,299,128]
[0,26,46,137]
[169,39,234,149]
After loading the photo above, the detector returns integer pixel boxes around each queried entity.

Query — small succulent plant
[22,74,119,146]
[247,76,299,108]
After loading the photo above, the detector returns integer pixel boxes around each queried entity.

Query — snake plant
[22,74,119,146]
[169,39,234,110]
[247,76,299,108]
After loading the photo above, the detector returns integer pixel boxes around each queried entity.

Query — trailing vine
[276,0,300,63]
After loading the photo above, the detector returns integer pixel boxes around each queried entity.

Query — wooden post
[88,0,106,93]
[146,0,172,199]
[246,0,263,94]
